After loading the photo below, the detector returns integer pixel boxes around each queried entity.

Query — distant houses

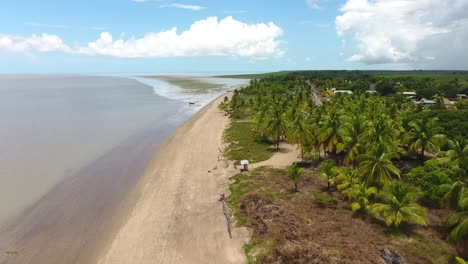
[416,98,435,105]
[333,90,353,95]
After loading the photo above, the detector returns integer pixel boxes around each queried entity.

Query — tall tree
[357,144,400,187]
[264,107,288,149]
[405,117,445,162]
[287,110,313,161]
[317,111,343,155]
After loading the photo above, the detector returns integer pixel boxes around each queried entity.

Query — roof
[366,90,377,93]
[418,99,435,104]
[240,160,249,165]
[456,94,467,97]
[333,90,353,94]
[402,91,417,95]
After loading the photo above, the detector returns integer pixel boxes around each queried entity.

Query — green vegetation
[223,121,273,164]
[142,75,223,92]
[222,71,466,262]
[286,163,304,192]
[369,182,427,228]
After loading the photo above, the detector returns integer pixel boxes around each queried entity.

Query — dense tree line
[221,75,468,254]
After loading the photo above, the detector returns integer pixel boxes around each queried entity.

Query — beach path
[98,95,249,264]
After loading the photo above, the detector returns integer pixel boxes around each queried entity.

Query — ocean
[0,74,248,263]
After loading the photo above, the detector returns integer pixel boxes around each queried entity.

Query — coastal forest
[220,71,468,264]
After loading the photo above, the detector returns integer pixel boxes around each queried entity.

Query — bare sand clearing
[98,94,249,264]
[253,143,300,169]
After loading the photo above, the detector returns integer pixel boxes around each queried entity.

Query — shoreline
[97,92,249,264]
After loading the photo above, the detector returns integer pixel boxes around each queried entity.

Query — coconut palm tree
[317,111,343,155]
[335,168,360,191]
[446,189,468,244]
[369,181,428,228]
[287,111,313,161]
[337,114,365,166]
[440,181,467,210]
[357,144,400,187]
[320,160,338,191]
[342,182,377,213]
[438,139,468,174]
[287,163,304,192]
[361,114,400,153]
[264,107,288,149]
[405,117,445,162]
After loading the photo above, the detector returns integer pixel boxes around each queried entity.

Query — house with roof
[333,90,353,95]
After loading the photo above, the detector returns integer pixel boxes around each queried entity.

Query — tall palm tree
[317,111,343,155]
[405,117,445,162]
[369,181,428,228]
[438,139,468,174]
[287,111,313,161]
[440,181,467,210]
[357,144,400,187]
[337,114,365,166]
[361,114,400,153]
[264,107,288,149]
[446,189,468,245]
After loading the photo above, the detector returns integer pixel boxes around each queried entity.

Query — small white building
[333,90,353,95]
[456,94,467,98]
[417,98,435,105]
[402,91,417,96]
[366,90,378,94]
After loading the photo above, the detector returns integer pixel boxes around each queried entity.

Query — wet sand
[98,93,249,264]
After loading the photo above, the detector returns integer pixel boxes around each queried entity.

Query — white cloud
[336,0,468,68]
[0,33,71,53]
[306,0,320,9]
[0,17,283,59]
[161,3,206,10]
[305,57,312,62]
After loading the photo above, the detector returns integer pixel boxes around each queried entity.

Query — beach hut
[240,160,249,171]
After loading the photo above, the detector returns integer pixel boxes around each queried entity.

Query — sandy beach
[98,93,250,264]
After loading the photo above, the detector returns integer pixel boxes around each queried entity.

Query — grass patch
[243,239,273,264]
[313,193,338,208]
[224,121,274,164]
[391,232,455,264]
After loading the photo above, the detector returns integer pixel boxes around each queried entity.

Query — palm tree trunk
[301,147,304,161]
[295,182,298,192]
[420,145,425,162]
[327,179,330,191]
[277,137,280,149]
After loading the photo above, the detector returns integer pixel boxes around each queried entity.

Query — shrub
[405,159,452,202]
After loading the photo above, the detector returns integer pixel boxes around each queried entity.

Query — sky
[1,0,468,73]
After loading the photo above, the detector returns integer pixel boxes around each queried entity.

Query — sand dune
[98,93,249,264]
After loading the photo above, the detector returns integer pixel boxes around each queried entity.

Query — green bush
[405,159,452,202]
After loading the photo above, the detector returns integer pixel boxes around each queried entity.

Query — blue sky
[1,0,467,73]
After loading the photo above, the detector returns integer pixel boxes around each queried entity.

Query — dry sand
[98,94,249,264]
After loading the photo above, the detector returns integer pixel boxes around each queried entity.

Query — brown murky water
[0,75,187,263]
